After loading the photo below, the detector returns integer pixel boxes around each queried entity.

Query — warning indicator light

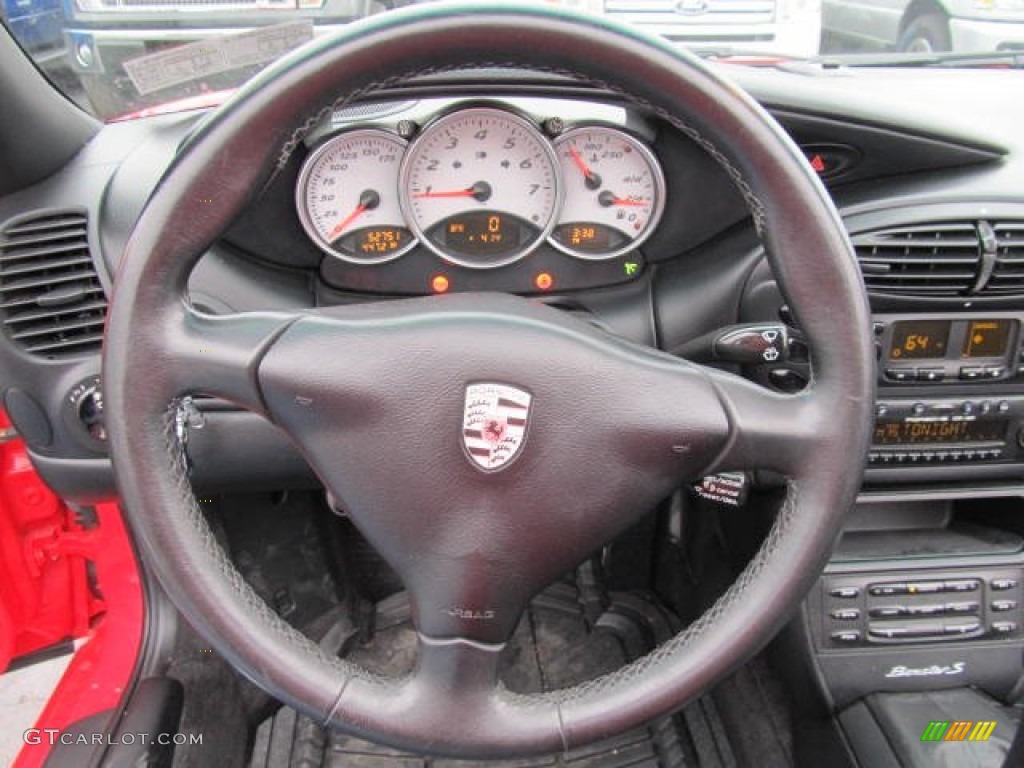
[431,274,450,294]
[809,154,826,174]
[534,272,554,291]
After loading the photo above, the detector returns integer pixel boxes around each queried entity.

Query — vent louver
[986,222,1024,296]
[852,223,981,296]
[0,211,107,359]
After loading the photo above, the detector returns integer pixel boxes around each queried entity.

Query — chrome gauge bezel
[295,128,416,266]
[549,125,667,261]
[398,106,564,270]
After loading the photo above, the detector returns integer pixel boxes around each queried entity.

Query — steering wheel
[104,3,873,758]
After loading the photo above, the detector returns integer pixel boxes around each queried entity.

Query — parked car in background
[822,0,1024,53]
[1,0,63,63]
[603,0,822,56]
[63,0,377,117]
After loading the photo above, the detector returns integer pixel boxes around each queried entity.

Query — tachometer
[296,129,414,265]
[551,126,665,260]
[400,107,561,269]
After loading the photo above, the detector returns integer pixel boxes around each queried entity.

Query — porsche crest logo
[462,383,532,472]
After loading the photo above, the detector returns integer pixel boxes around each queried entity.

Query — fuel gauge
[551,126,665,260]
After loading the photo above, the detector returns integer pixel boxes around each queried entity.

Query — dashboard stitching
[274,63,767,235]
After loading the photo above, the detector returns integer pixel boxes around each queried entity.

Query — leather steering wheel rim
[104,3,874,758]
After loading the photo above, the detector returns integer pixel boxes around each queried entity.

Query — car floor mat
[249,581,744,767]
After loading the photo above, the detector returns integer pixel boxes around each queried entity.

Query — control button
[869,606,907,618]
[1017,365,1024,377]
[912,402,927,415]
[870,583,907,597]
[980,400,993,415]
[961,402,975,415]
[944,622,981,636]
[944,579,980,593]
[959,367,985,381]
[999,400,1011,413]
[869,624,945,640]
[917,369,944,382]
[875,404,889,418]
[831,608,860,621]
[886,368,916,383]
[908,452,922,463]
[985,366,1006,379]
[829,586,860,599]
[906,582,944,595]
[945,602,979,614]
[831,630,861,644]
[868,625,903,640]
[921,452,935,463]
[894,452,908,462]
[991,578,1019,591]
[992,600,1017,612]
[906,604,946,616]
[868,452,880,463]
[992,621,1018,635]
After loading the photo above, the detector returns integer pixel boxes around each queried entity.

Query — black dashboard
[2,63,1024,502]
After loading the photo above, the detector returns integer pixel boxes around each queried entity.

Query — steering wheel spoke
[701,366,824,479]
[160,304,299,412]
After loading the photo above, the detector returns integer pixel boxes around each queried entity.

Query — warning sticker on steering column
[693,472,749,507]
[123,20,314,96]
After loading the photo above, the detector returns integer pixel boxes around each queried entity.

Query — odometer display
[400,107,561,269]
[338,226,414,258]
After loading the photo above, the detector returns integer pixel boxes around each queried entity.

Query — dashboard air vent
[0,211,107,359]
[852,223,981,296]
[985,222,1024,295]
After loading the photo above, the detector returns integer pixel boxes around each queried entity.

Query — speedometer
[399,107,562,269]
[551,126,665,260]
[296,129,414,265]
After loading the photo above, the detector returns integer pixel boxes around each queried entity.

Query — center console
[865,312,1024,484]
[785,310,1024,718]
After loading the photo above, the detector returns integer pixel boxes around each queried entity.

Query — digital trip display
[433,211,534,259]
[888,320,951,360]
[962,319,1013,359]
[873,420,1007,446]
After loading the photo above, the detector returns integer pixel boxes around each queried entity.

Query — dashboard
[2,64,1024,502]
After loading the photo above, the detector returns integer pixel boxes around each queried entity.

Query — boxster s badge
[462,383,532,472]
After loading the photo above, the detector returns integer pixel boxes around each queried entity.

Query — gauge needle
[327,189,380,242]
[598,190,648,208]
[567,145,602,190]
[413,180,492,202]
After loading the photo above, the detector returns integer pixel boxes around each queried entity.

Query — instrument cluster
[295,105,666,274]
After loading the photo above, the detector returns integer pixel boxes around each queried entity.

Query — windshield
[2,0,1022,121]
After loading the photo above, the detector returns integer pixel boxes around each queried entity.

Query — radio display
[888,320,951,360]
[962,319,1013,359]
[873,419,1007,446]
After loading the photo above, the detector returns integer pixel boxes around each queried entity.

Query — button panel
[821,570,1024,649]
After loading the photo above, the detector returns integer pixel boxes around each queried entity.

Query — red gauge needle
[567,145,602,190]
[327,189,380,242]
[598,190,648,208]
[413,180,492,202]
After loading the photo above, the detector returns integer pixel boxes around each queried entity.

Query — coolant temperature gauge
[551,126,665,260]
